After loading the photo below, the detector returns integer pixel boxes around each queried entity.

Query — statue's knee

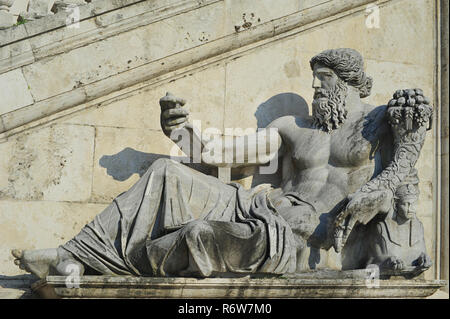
[150,158,184,174]
[152,158,172,169]
[184,220,213,241]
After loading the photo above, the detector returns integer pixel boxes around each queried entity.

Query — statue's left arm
[333,89,433,252]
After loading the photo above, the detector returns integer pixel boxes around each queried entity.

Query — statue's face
[311,63,348,132]
[396,197,417,220]
[312,63,339,95]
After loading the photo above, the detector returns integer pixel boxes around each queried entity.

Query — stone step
[31,275,446,299]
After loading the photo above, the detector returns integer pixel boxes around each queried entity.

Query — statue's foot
[11,248,85,279]
[382,256,405,271]
[11,248,58,279]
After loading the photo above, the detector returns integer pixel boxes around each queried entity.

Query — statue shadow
[0,274,38,299]
[99,148,214,182]
[254,92,309,128]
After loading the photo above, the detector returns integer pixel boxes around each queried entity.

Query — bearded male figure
[12,48,432,278]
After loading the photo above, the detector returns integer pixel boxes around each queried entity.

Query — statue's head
[309,48,373,132]
[394,173,420,221]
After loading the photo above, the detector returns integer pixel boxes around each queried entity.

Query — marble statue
[11,48,433,279]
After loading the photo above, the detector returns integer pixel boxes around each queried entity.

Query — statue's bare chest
[282,117,378,170]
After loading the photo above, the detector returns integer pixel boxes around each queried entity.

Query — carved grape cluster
[386,88,433,131]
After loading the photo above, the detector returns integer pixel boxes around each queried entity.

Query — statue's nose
[312,76,321,89]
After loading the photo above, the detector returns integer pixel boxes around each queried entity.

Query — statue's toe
[11,249,23,259]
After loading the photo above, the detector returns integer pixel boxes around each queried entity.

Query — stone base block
[31,274,446,299]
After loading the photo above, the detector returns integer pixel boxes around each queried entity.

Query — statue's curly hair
[310,48,373,98]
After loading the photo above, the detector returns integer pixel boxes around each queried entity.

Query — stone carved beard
[312,79,349,132]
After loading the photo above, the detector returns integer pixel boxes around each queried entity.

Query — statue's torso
[272,105,388,214]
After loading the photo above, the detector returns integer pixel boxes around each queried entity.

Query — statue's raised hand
[160,92,189,137]
[333,189,391,252]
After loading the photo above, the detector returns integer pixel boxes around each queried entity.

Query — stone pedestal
[31,274,446,299]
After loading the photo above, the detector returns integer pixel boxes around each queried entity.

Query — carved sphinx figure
[11,48,433,279]
[364,171,432,277]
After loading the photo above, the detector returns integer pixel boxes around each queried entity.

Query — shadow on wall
[99,149,214,182]
[254,92,309,128]
[251,92,309,187]
[0,274,38,299]
[99,93,308,184]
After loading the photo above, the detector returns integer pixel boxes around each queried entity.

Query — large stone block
[225,0,299,34]
[289,0,435,69]
[9,0,29,16]
[0,68,34,115]
[364,59,434,107]
[0,200,108,276]
[0,124,95,202]
[224,38,313,130]
[63,65,226,131]
[91,127,179,203]
[0,38,34,74]
[299,0,331,10]
[21,1,226,102]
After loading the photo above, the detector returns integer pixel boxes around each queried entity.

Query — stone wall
[0,0,444,290]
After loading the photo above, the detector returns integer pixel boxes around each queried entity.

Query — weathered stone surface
[224,38,312,130]
[0,68,34,114]
[0,38,34,74]
[31,275,446,299]
[0,200,107,276]
[9,0,29,16]
[20,0,55,21]
[63,65,226,131]
[0,86,87,133]
[0,124,95,202]
[91,127,178,203]
[293,0,435,70]
[21,1,226,102]
[1,0,381,133]
[0,11,16,30]
[225,0,299,34]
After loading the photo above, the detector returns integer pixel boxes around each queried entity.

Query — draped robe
[61,158,298,277]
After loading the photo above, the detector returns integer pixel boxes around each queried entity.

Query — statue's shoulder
[267,114,314,132]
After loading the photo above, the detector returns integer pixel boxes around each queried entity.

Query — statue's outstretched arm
[201,127,283,168]
[159,92,283,168]
[333,89,433,252]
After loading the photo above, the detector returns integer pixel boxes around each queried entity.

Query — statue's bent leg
[146,219,268,277]
[12,158,237,277]
[57,158,236,276]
